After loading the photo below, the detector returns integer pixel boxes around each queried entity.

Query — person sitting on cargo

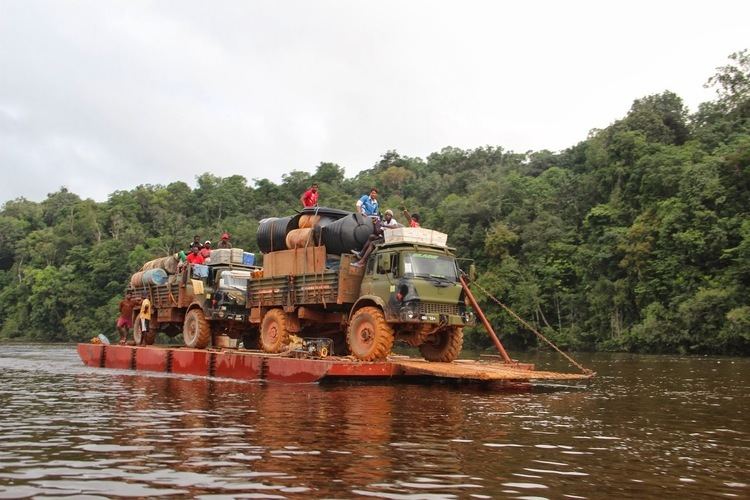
[382,209,402,228]
[189,235,203,251]
[351,216,394,267]
[218,232,232,249]
[200,241,212,261]
[186,244,205,265]
[300,183,319,207]
[356,188,379,217]
[116,291,141,345]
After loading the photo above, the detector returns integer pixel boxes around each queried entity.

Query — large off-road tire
[260,309,290,353]
[347,306,394,361]
[419,326,464,362]
[133,314,145,345]
[133,315,156,345]
[183,308,212,349]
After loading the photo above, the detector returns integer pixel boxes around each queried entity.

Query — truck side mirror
[469,264,477,282]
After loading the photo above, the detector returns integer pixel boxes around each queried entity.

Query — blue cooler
[242,252,255,266]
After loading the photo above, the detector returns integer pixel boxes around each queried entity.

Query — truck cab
[347,233,475,362]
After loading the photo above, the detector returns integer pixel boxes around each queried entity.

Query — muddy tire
[347,306,394,361]
[133,314,145,345]
[419,326,464,362]
[183,308,211,349]
[260,309,290,353]
[133,315,156,345]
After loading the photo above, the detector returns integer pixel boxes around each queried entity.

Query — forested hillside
[1,51,748,354]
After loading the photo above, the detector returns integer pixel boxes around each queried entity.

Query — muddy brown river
[0,344,747,498]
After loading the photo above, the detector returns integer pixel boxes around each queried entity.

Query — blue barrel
[142,268,168,286]
[257,216,294,253]
[321,213,375,255]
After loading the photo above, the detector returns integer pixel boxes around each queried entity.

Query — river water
[0,344,747,499]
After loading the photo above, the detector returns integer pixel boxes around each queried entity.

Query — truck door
[369,251,398,313]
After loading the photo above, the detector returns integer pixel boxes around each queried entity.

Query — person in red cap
[218,232,232,249]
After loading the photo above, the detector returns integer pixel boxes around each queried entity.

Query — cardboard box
[210,248,231,265]
[262,246,326,277]
[231,248,244,264]
[384,227,448,247]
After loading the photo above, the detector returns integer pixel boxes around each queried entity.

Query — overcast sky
[0,1,748,203]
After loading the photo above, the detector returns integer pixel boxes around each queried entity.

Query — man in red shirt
[300,183,319,207]
[186,245,205,265]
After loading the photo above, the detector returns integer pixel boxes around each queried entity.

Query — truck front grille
[417,302,461,316]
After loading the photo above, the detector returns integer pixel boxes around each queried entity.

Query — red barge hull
[77,344,592,385]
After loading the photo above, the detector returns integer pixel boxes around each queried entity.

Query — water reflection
[0,345,747,498]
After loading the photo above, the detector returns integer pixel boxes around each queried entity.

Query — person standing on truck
[357,188,379,217]
[218,232,232,249]
[116,291,140,345]
[138,292,151,344]
[186,245,205,265]
[300,183,319,207]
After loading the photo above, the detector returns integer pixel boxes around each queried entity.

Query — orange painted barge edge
[77,343,593,385]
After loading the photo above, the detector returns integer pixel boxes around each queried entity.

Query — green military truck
[128,249,260,349]
[247,228,475,362]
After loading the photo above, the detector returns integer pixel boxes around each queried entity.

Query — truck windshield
[402,253,458,281]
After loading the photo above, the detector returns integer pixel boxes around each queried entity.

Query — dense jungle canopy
[1,51,749,354]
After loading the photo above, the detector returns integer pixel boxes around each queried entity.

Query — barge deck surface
[77,343,592,385]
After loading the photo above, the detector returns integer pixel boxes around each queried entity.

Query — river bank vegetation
[1,51,748,354]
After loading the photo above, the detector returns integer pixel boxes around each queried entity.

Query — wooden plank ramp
[392,359,592,381]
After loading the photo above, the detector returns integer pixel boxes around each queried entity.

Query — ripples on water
[0,345,747,499]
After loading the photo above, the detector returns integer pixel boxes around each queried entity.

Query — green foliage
[1,50,749,353]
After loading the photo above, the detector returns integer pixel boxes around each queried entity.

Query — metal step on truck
[247,225,475,362]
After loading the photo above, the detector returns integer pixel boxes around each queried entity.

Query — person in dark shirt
[189,235,203,250]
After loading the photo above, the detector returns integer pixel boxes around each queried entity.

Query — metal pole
[460,275,514,364]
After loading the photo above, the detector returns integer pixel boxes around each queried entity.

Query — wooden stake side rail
[77,344,593,385]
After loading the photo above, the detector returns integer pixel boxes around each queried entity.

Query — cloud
[0,0,747,202]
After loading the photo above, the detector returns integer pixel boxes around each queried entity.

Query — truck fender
[348,295,388,322]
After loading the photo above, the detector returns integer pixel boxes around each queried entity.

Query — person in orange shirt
[402,208,421,227]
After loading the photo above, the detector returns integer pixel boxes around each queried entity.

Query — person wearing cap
[200,241,212,260]
[218,232,232,249]
[382,209,402,228]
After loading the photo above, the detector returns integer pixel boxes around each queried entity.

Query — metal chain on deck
[471,281,594,376]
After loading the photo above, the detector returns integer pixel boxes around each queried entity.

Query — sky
[0,0,748,203]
